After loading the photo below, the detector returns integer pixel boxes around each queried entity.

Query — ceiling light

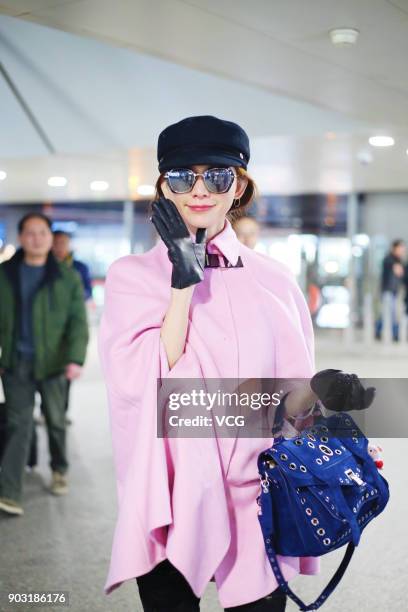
[0,170,7,181]
[137,184,155,196]
[369,136,395,147]
[48,176,67,187]
[329,28,359,46]
[90,180,109,192]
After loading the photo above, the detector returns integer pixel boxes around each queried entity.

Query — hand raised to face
[151,197,207,289]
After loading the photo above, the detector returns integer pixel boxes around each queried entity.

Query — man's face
[393,244,406,260]
[19,217,53,259]
[52,234,71,261]
[233,217,260,249]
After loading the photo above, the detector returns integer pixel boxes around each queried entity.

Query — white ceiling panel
[3,0,407,125]
[0,67,48,156]
[385,0,408,14]
[0,2,408,199]
[0,1,74,16]
[0,14,364,159]
[185,0,408,95]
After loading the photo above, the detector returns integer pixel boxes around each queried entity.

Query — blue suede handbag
[257,411,390,611]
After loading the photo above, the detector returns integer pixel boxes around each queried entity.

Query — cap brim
[159,148,247,172]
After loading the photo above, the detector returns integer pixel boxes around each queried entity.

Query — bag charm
[368,442,384,469]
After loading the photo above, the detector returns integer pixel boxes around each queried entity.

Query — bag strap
[258,486,356,610]
[263,537,355,611]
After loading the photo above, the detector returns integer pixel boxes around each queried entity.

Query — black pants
[136,560,287,612]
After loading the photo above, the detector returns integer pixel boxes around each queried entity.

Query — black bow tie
[205,253,244,268]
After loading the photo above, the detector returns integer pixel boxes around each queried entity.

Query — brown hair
[150,167,257,221]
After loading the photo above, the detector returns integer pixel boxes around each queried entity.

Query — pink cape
[98,220,320,608]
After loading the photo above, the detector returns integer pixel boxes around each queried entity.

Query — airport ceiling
[1,0,408,201]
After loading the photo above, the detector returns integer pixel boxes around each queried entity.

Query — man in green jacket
[0,212,89,516]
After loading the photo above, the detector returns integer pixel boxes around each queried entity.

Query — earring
[233,197,241,209]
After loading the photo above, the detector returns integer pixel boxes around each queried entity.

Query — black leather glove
[151,197,207,289]
[310,369,376,412]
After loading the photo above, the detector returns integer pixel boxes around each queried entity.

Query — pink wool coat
[99,219,320,608]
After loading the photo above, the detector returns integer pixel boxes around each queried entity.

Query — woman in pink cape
[99,116,322,611]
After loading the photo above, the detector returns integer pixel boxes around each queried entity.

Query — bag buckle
[260,473,270,493]
[345,468,365,486]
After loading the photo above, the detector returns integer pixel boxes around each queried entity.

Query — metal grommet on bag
[321,436,329,443]
[323,455,330,462]
[317,528,325,536]
[306,508,312,516]
[308,441,315,448]
[311,518,319,526]
[319,444,333,456]
[294,439,303,446]
[316,458,323,465]
[323,538,331,546]
[289,462,297,470]
[280,453,288,460]
[335,449,342,455]
[300,465,307,472]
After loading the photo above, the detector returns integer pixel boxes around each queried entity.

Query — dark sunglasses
[164,167,236,194]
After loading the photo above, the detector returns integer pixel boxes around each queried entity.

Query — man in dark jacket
[52,230,93,301]
[0,213,89,515]
[375,239,406,341]
[51,230,92,426]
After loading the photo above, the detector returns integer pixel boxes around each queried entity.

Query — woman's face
[160,164,248,238]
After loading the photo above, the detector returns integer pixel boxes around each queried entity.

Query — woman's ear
[235,175,248,199]
[159,177,168,198]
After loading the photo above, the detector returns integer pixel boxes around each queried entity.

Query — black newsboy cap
[157,115,250,172]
